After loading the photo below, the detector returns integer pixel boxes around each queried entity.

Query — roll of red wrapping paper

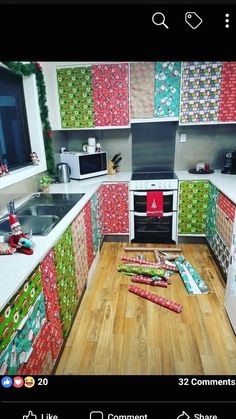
[128,285,183,313]
[131,275,168,288]
[159,262,179,272]
[122,256,161,267]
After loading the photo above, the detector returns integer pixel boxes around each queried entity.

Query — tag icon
[185,12,203,29]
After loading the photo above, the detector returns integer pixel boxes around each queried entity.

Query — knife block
[108,160,116,175]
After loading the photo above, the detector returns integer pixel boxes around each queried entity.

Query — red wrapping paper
[147,191,163,217]
[128,285,183,313]
[131,275,168,288]
[122,256,161,267]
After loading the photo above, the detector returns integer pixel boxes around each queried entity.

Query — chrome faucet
[7,201,15,214]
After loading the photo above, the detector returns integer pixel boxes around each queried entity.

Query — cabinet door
[130,62,155,119]
[71,212,89,298]
[178,181,209,235]
[101,183,129,234]
[154,62,181,118]
[91,189,102,255]
[216,206,234,250]
[225,219,236,332]
[180,62,222,124]
[219,62,236,122]
[83,200,94,270]
[0,292,47,375]
[206,183,219,247]
[54,226,78,338]
[0,266,43,355]
[41,250,63,364]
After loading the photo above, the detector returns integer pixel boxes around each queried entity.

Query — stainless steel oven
[129,173,178,243]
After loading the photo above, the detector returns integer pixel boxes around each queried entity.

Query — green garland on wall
[1,61,56,176]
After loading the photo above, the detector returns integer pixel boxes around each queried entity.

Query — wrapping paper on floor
[121,256,178,271]
[128,285,183,313]
[117,263,166,278]
[184,261,210,294]
[155,250,182,261]
[175,261,209,294]
[131,275,168,288]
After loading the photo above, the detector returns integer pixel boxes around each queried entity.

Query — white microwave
[59,151,108,180]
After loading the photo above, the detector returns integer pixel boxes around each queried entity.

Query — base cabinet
[101,183,129,234]
[178,181,209,235]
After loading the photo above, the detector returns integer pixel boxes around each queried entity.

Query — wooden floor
[56,242,236,375]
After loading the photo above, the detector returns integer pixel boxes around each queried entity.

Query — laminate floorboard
[56,242,236,375]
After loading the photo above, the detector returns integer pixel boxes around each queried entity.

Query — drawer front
[218,192,236,222]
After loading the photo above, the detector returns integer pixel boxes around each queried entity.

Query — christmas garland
[1,61,55,176]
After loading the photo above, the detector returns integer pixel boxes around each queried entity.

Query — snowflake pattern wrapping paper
[57,66,94,128]
[154,62,181,118]
[180,62,222,124]
[130,62,155,118]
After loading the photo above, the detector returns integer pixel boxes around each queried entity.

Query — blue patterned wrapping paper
[154,62,181,118]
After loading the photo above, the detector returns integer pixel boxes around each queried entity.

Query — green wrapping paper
[117,264,166,278]
[175,260,209,294]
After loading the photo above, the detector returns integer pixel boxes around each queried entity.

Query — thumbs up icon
[177,411,190,419]
[23,411,37,419]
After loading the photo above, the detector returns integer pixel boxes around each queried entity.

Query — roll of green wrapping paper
[117,264,166,278]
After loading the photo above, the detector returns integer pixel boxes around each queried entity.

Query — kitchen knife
[113,156,122,167]
[111,152,121,163]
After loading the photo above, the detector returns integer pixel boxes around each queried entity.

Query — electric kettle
[57,162,71,183]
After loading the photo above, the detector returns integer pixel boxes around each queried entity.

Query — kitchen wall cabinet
[54,226,78,338]
[180,62,222,125]
[154,62,181,118]
[219,62,236,122]
[101,183,129,234]
[56,63,130,129]
[130,62,155,119]
[178,180,209,235]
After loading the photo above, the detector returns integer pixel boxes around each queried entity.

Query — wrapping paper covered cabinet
[91,187,103,255]
[53,226,78,338]
[101,182,129,234]
[178,181,209,235]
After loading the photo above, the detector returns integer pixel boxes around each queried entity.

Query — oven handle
[133,211,175,217]
[132,191,176,196]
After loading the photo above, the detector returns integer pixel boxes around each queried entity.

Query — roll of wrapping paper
[122,256,161,267]
[131,275,168,288]
[117,264,166,278]
[128,285,183,313]
[184,261,209,294]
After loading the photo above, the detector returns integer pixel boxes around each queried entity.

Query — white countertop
[0,172,131,310]
[175,170,236,204]
[1,168,235,311]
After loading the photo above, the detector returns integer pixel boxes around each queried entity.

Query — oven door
[130,190,178,212]
[130,211,177,243]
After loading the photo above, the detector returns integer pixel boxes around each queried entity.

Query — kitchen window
[0,63,47,190]
[0,66,32,170]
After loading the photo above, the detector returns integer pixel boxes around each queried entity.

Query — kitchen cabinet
[0,266,43,355]
[225,217,236,333]
[219,62,236,122]
[91,187,103,255]
[154,62,181,118]
[180,62,222,125]
[130,62,155,119]
[41,250,63,365]
[0,292,47,375]
[54,226,78,338]
[206,183,219,247]
[178,181,209,235]
[71,211,89,299]
[101,183,129,234]
[56,63,129,129]
[83,200,94,270]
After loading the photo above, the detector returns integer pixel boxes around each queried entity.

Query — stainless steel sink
[17,204,67,218]
[0,193,85,237]
[0,215,60,239]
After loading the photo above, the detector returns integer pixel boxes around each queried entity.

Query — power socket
[180,133,187,143]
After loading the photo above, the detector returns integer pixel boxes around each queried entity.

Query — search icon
[152,12,169,29]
